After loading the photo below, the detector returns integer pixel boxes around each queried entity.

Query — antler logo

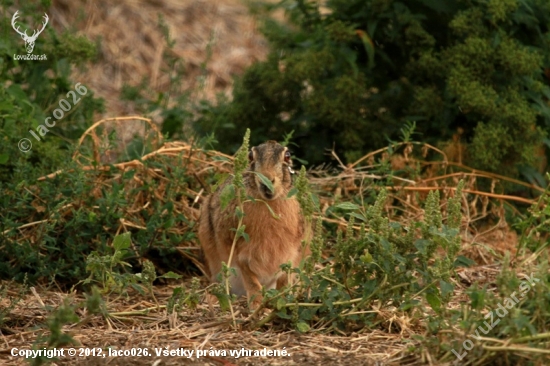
[11,11,49,54]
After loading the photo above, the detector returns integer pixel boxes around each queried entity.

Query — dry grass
[49,0,270,119]
[0,265,517,366]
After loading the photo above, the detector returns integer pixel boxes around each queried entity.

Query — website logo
[11,10,48,60]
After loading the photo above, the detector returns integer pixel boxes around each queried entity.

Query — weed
[263,179,466,333]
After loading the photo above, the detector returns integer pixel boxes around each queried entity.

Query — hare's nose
[260,179,275,190]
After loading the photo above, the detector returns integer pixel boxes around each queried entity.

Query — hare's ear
[283,147,294,173]
[248,149,254,162]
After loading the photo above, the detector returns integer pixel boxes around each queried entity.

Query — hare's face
[248,141,294,200]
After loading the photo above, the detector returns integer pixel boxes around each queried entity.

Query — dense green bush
[0,154,200,285]
[195,0,550,179]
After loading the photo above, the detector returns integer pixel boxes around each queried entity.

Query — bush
[0,149,201,285]
[194,0,550,179]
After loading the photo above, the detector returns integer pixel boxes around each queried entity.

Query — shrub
[194,0,550,179]
[0,145,203,285]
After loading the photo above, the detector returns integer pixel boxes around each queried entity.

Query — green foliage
[516,172,550,252]
[215,129,252,313]
[264,180,466,332]
[29,288,105,366]
[0,1,104,184]
[81,232,134,296]
[43,301,80,348]
[0,152,199,285]
[441,256,550,364]
[233,128,251,197]
[167,277,201,313]
[194,0,550,179]
[295,165,316,220]
[81,232,183,304]
[30,300,80,366]
[421,181,550,363]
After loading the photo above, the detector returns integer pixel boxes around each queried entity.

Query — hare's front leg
[237,260,263,308]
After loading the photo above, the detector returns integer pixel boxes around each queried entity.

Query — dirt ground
[0,284,396,365]
[1,262,515,366]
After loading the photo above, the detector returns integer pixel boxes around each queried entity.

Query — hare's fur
[198,141,309,306]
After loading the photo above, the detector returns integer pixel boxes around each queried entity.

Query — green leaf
[469,288,485,310]
[440,280,454,298]
[112,232,131,251]
[7,84,27,101]
[426,292,441,312]
[254,172,274,193]
[0,153,9,165]
[160,271,183,279]
[216,293,231,312]
[334,202,360,210]
[349,212,366,222]
[399,299,420,311]
[171,287,184,297]
[235,206,244,219]
[389,222,402,230]
[286,187,298,198]
[219,183,235,210]
[276,309,292,319]
[453,255,475,268]
[130,283,145,295]
[414,239,430,256]
[296,321,310,333]
[356,30,375,70]
[235,225,249,242]
[276,297,286,310]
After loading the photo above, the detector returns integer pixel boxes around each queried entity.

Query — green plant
[80,232,135,296]
[0,137,202,285]
[81,232,182,301]
[260,180,466,333]
[436,255,550,364]
[516,172,550,253]
[194,0,550,181]
[208,129,252,323]
[167,277,201,314]
[28,286,106,366]
[29,300,80,366]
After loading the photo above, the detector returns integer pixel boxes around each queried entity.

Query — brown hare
[198,140,309,307]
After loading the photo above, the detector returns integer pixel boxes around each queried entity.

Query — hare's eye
[248,150,254,161]
[284,151,291,163]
